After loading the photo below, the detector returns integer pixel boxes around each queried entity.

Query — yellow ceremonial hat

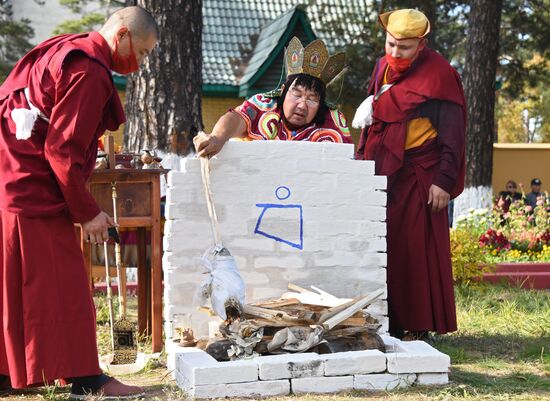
[379,9,430,39]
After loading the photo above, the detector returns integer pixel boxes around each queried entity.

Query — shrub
[451,209,495,283]
[483,193,549,263]
[451,193,549,282]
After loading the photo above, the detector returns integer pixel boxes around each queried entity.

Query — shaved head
[101,6,158,41]
[99,6,158,71]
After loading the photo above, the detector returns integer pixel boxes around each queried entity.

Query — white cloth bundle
[352,95,374,129]
[11,108,38,140]
[352,83,394,129]
[195,245,246,320]
[10,88,49,140]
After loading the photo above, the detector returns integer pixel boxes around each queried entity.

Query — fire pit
[163,141,451,397]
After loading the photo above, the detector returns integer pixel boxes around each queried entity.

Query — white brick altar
[163,141,388,339]
[163,141,451,397]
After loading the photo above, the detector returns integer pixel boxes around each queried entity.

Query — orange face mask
[385,40,424,73]
[385,54,413,73]
[112,31,138,75]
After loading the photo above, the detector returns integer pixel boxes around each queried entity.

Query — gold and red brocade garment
[230,94,352,144]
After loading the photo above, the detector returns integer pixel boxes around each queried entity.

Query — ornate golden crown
[285,37,346,85]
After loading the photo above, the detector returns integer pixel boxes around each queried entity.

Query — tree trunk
[462,0,502,187]
[124,0,203,155]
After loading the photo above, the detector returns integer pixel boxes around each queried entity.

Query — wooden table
[81,169,164,352]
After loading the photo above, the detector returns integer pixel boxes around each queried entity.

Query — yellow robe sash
[383,66,437,149]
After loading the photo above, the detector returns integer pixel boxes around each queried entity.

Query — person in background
[525,178,544,209]
[497,180,522,212]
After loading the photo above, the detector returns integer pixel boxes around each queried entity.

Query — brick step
[482,263,550,289]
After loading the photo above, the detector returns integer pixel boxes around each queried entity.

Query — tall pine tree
[462,0,503,188]
[124,0,203,155]
[0,0,35,81]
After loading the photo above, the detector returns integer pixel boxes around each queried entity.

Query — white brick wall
[323,350,387,376]
[354,373,416,391]
[164,141,388,338]
[257,353,323,380]
[170,337,451,399]
[292,376,354,394]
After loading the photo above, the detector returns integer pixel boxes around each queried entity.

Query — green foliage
[310,0,467,108]
[498,0,550,99]
[94,292,120,325]
[53,0,124,35]
[80,286,550,401]
[482,195,550,262]
[451,209,495,283]
[52,12,107,35]
[451,194,550,280]
[310,0,549,143]
[59,0,101,14]
[0,0,35,81]
[497,75,550,143]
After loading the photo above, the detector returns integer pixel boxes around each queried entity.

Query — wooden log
[245,318,304,328]
[243,305,314,323]
[325,326,370,337]
[283,284,353,307]
[360,331,386,352]
[318,296,362,323]
[309,285,341,303]
[253,339,271,355]
[317,337,368,353]
[335,316,367,327]
[318,332,385,353]
[104,134,116,169]
[280,291,351,307]
[204,338,232,361]
[251,298,301,309]
[287,283,312,294]
[321,289,384,331]
[243,305,315,325]
[281,303,327,313]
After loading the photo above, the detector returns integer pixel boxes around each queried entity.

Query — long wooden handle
[111,182,126,319]
[200,155,223,246]
[103,242,115,351]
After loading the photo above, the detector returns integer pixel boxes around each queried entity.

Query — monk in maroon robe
[0,6,157,399]
[354,9,466,340]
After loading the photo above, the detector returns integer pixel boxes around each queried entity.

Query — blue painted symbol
[275,186,291,200]
[255,186,303,250]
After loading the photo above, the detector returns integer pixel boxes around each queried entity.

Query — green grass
[425,284,550,400]
[10,284,550,400]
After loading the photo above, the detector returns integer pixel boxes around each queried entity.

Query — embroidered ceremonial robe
[232,94,352,144]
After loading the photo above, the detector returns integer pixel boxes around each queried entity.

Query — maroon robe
[0,32,125,388]
[357,48,466,334]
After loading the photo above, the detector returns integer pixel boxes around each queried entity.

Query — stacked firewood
[201,285,386,361]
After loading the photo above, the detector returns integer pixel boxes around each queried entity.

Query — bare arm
[194,112,247,157]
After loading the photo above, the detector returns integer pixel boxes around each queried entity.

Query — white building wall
[163,141,388,338]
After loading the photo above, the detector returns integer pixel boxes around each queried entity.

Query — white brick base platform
[167,335,450,399]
